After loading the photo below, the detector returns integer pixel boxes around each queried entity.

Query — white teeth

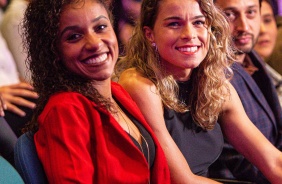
[85,53,108,64]
[178,46,198,52]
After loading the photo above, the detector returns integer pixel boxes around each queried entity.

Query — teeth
[85,53,107,64]
[178,46,198,52]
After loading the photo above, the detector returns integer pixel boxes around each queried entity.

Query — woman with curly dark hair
[22,0,170,183]
[117,0,282,183]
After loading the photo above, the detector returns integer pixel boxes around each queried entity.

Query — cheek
[108,33,119,60]
[59,42,78,61]
[200,30,209,48]
[270,24,278,40]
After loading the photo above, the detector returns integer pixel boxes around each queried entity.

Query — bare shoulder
[118,68,157,94]
[222,80,244,114]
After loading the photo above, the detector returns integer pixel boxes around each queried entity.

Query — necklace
[115,102,151,172]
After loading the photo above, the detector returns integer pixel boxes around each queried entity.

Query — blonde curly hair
[116,0,235,130]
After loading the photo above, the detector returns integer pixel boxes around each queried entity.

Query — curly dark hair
[23,0,113,132]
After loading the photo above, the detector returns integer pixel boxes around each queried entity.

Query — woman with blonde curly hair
[117,0,282,183]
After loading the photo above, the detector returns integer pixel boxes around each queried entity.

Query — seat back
[14,132,48,184]
[0,156,24,184]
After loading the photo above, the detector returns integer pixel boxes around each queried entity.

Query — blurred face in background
[215,0,261,54]
[118,0,142,49]
[254,0,277,60]
[0,0,7,7]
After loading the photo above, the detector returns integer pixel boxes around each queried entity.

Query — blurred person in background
[111,0,142,55]
[267,0,282,75]
[210,0,282,183]
[1,0,31,82]
[0,0,37,137]
[254,0,282,105]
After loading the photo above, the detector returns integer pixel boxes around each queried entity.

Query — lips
[234,34,253,45]
[257,39,270,46]
[84,53,108,64]
[235,36,252,45]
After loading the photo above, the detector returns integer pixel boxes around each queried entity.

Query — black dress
[164,80,224,176]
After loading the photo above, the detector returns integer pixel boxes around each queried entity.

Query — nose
[84,32,103,51]
[235,15,250,32]
[259,22,266,35]
[181,24,196,40]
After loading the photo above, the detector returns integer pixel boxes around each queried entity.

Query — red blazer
[35,82,170,184]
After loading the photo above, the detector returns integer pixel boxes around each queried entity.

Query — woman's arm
[220,82,282,183]
[118,68,220,184]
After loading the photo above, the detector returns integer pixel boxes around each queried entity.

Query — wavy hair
[23,0,113,132]
[116,0,235,130]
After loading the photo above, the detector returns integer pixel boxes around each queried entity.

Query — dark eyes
[224,9,258,22]
[224,11,236,22]
[95,24,108,32]
[194,20,205,26]
[167,20,205,28]
[65,24,108,42]
[66,34,81,41]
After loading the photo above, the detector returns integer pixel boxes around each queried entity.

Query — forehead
[60,1,108,22]
[158,0,203,17]
[215,0,259,10]
[261,1,273,14]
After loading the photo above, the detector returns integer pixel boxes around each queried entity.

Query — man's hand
[0,82,39,117]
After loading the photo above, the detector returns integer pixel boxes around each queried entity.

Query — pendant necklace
[115,102,150,183]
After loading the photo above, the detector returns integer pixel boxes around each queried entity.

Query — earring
[152,42,160,65]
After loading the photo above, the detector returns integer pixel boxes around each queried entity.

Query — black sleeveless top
[117,100,156,169]
[164,80,224,176]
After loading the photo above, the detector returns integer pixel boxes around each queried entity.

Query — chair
[0,156,24,184]
[14,132,48,184]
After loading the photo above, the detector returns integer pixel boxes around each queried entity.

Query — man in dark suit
[210,0,282,183]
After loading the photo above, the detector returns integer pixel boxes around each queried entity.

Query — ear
[143,26,155,43]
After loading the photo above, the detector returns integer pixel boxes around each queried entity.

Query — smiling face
[254,0,277,60]
[215,0,260,55]
[144,0,209,80]
[58,0,118,81]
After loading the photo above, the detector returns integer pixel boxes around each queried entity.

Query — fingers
[5,102,26,117]
[0,95,6,117]
[0,82,39,99]
[3,94,36,109]
[5,88,38,99]
[0,82,38,117]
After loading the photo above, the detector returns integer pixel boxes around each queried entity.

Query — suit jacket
[35,82,170,184]
[209,51,282,183]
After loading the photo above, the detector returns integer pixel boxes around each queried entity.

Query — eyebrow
[223,5,259,11]
[60,15,108,37]
[164,15,205,21]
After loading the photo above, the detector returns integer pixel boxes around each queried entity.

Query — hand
[0,82,39,117]
[0,93,6,116]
